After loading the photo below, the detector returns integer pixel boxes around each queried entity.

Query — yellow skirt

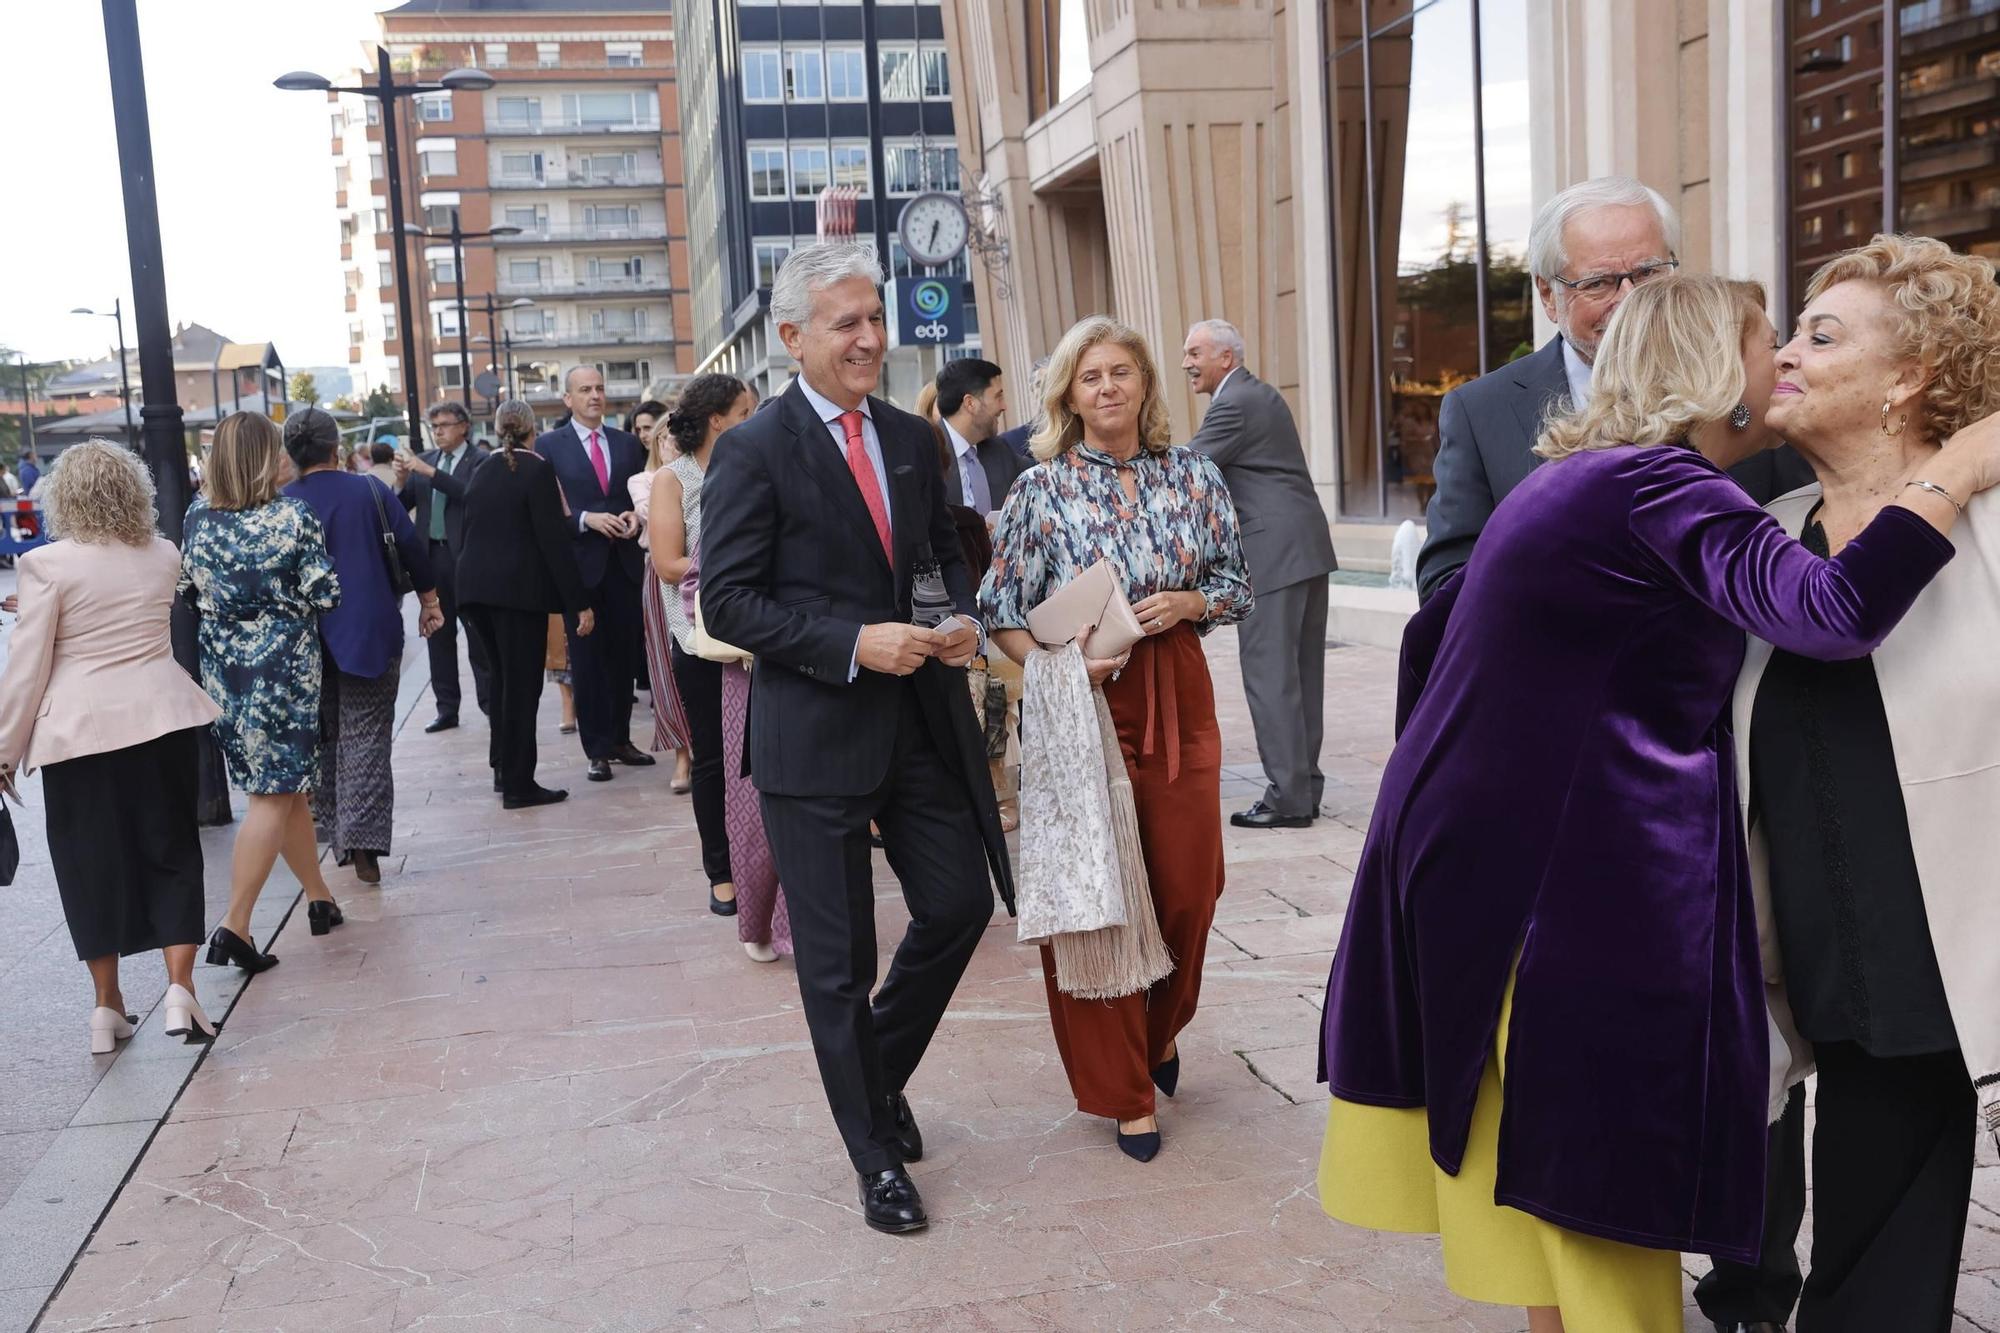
[1318,973,1683,1330]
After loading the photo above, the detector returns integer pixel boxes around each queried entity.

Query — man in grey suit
[1417,176,1812,603]
[396,400,493,731]
[1184,319,1339,830]
[1413,176,1811,1333]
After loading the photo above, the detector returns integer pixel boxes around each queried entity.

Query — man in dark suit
[1414,177,1808,1333]
[702,242,1009,1237]
[935,358,1032,514]
[533,366,655,782]
[397,400,493,732]
[1417,176,1814,606]
[991,355,1048,463]
[1183,319,1340,829]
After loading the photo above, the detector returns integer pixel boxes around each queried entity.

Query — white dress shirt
[942,419,985,511]
[570,417,614,532]
[1561,338,1593,411]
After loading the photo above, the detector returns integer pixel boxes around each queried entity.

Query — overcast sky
[0,1,392,371]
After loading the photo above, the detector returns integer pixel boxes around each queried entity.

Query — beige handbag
[691,603,752,665]
[1026,559,1145,660]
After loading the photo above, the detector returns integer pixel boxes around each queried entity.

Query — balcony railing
[1900,73,2000,118]
[487,169,667,191]
[485,116,662,138]
[1901,200,2000,238]
[497,275,672,298]
[1900,137,2000,181]
[491,223,669,244]
[506,330,670,349]
[1900,0,2000,42]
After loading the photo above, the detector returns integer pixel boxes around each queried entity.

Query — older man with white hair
[1415,175,1811,602]
[1183,319,1338,828]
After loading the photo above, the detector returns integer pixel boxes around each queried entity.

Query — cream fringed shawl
[1016,644,1172,1000]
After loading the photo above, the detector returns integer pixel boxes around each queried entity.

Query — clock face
[898,192,969,266]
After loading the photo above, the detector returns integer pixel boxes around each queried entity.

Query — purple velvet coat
[1319,445,1954,1263]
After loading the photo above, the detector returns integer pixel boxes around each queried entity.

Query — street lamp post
[276,50,496,451]
[473,327,523,400]
[402,213,519,409]
[468,294,534,402]
[70,299,133,446]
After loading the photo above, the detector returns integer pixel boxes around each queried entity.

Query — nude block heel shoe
[162,984,218,1044]
[89,1007,136,1055]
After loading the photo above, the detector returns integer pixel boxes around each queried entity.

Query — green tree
[363,385,398,419]
[0,346,61,466]
[289,371,320,406]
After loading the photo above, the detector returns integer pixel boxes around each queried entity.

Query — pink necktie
[839,410,892,561]
[587,429,608,492]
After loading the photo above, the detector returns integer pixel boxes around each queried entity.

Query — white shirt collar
[1560,338,1593,410]
[1215,366,1242,396]
[943,419,976,459]
[797,376,871,427]
[570,417,608,448]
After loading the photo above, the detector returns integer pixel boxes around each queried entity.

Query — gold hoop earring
[1881,398,1907,438]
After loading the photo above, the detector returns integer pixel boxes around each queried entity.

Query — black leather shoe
[610,743,656,767]
[504,786,569,810]
[493,772,503,793]
[307,899,345,936]
[1151,1052,1180,1098]
[1116,1129,1161,1162]
[587,759,614,782]
[350,850,381,884]
[857,1167,927,1234]
[1230,801,1313,830]
[424,715,459,734]
[206,926,278,973]
[888,1092,924,1162]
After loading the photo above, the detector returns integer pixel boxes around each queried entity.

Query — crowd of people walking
[3,175,1995,1333]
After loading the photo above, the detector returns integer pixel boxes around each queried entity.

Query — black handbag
[0,804,19,887]
[368,479,416,597]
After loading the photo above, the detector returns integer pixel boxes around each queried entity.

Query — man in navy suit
[702,242,1010,1237]
[534,366,655,782]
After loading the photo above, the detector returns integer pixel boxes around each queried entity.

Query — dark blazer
[533,422,647,589]
[455,450,589,617]
[396,444,488,551]
[938,423,1034,513]
[993,422,1035,463]
[701,382,1014,902]
[1187,368,1338,592]
[1416,336,1817,600]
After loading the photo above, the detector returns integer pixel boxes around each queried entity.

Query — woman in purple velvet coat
[1315,274,2000,1330]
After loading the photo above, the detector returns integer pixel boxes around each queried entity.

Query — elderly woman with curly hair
[0,440,226,1048]
[1728,234,2000,1330]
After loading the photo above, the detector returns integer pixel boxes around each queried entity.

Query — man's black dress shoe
[888,1092,924,1162]
[504,786,569,810]
[610,743,655,767]
[424,715,459,734]
[857,1167,927,1234]
[1229,801,1313,830]
[587,759,614,782]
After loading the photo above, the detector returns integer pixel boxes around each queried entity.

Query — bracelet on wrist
[1904,479,1966,515]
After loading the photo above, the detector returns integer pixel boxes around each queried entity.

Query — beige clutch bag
[1027,559,1145,660]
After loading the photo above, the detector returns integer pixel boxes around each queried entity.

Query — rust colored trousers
[1040,623,1226,1121]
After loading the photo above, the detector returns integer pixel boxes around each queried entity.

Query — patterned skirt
[641,574,691,753]
[722,662,790,954]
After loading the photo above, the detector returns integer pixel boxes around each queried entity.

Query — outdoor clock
[897,192,970,267]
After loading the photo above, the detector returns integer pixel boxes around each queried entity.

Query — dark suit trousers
[760,682,993,1174]
[428,539,493,718]
[669,643,732,886]
[566,559,642,759]
[463,605,548,800]
[1235,575,1329,817]
[1696,1083,1806,1327]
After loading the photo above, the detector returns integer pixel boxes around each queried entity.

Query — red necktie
[839,410,892,561]
[587,429,608,492]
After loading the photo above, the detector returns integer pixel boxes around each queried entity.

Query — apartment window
[597,360,650,386]
[591,307,646,337]
[1837,206,1858,238]
[430,257,459,285]
[483,42,509,68]
[921,48,951,98]
[1838,150,1857,179]
[383,309,398,340]
[1803,159,1823,189]
[537,42,560,68]
[500,151,545,182]
[436,307,463,337]
[369,152,384,181]
[419,146,458,177]
[1803,104,1823,133]
[791,144,831,196]
[1835,93,1852,123]
[378,262,394,288]
[330,111,344,139]
[743,47,782,102]
[496,97,542,128]
[508,258,546,285]
[606,42,643,68]
[832,141,871,194]
[826,47,867,101]
[1870,82,1882,112]
[416,92,453,122]
[587,255,647,283]
[334,164,351,190]
[883,141,960,195]
[1804,215,1824,243]
[438,363,465,390]
[1837,34,1852,61]
[365,101,380,126]
[503,205,545,230]
[1804,0,1820,15]
[585,204,639,233]
[747,145,788,200]
[349,322,364,347]
[785,47,824,102]
[564,90,653,127]
[423,204,456,229]
[577,151,637,182]
[753,240,790,287]
[880,46,951,100]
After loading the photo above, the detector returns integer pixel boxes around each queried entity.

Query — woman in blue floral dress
[979,315,1252,1163]
[180,412,345,972]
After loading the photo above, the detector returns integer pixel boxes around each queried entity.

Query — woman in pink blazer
[0,440,227,1051]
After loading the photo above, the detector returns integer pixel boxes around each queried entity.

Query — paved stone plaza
[3,622,1995,1330]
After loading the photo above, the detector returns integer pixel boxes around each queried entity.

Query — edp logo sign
[886,277,966,347]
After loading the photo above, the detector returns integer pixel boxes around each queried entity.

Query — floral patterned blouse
[979,443,1253,633]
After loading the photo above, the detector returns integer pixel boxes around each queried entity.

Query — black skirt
[41,727,207,961]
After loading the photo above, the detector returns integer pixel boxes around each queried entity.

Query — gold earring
[1881,398,1906,438]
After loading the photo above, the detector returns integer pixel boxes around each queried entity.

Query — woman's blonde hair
[912,380,941,424]
[1805,233,2000,445]
[1030,316,1173,462]
[40,439,158,546]
[203,411,284,510]
[1536,275,1768,461]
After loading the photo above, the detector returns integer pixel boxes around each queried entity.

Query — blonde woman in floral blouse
[979,315,1252,1163]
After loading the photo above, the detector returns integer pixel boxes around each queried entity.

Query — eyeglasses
[1549,258,1679,300]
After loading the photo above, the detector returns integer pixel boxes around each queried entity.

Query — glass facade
[1322,0,1532,520]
